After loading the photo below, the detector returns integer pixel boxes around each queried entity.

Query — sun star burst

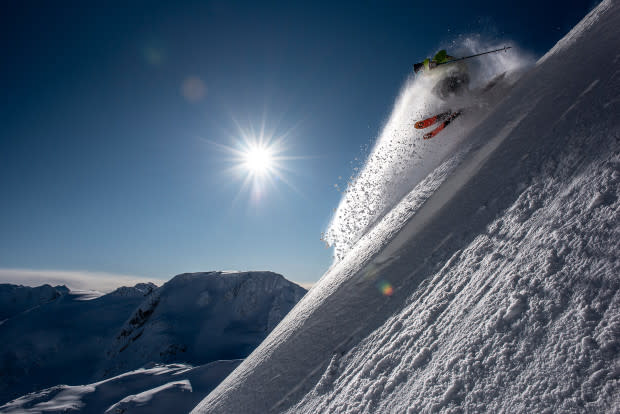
[205,119,305,205]
[243,145,274,176]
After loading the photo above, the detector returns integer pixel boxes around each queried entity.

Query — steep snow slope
[0,360,240,414]
[193,1,619,413]
[98,271,307,379]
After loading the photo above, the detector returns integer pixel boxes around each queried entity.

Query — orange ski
[423,111,462,139]
[415,110,452,129]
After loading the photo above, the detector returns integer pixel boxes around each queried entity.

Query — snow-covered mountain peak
[109,282,158,297]
[98,270,306,379]
[169,270,295,285]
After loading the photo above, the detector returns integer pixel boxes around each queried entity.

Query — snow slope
[0,360,240,414]
[193,1,620,412]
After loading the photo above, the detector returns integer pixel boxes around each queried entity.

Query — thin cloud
[295,282,315,290]
[0,268,161,293]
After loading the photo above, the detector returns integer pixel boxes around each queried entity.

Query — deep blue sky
[0,0,596,285]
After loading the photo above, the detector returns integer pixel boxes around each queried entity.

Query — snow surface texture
[0,360,240,414]
[0,271,305,406]
[193,1,620,413]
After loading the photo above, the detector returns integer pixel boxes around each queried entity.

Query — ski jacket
[422,50,455,71]
[414,50,464,75]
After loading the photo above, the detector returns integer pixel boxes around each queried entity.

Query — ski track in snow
[193,1,620,413]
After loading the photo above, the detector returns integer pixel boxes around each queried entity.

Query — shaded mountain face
[0,361,242,414]
[192,2,620,413]
[0,271,306,406]
[98,271,307,379]
[0,284,68,320]
[0,285,151,405]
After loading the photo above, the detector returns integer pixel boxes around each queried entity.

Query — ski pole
[436,46,512,66]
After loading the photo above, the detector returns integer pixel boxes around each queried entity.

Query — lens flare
[181,76,207,102]
[144,46,165,66]
[377,280,394,296]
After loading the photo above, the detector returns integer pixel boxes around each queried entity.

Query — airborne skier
[413,46,512,139]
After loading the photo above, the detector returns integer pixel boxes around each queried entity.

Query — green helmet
[433,50,449,64]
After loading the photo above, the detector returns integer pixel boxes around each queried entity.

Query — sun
[215,127,299,202]
[204,119,304,204]
[235,138,284,202]
[243,145,274,176]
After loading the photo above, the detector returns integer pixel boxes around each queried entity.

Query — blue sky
[0,0,596,287]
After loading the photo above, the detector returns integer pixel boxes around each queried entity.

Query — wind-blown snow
[193,1,620,413]
[324,38,530,261]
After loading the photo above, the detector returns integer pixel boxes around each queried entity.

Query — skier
[414,49,470,100]
[413,46,512,139]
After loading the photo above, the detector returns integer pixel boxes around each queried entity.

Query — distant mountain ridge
[108,282,157,298]
[0,284,69,321]
[0,271,306,406]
